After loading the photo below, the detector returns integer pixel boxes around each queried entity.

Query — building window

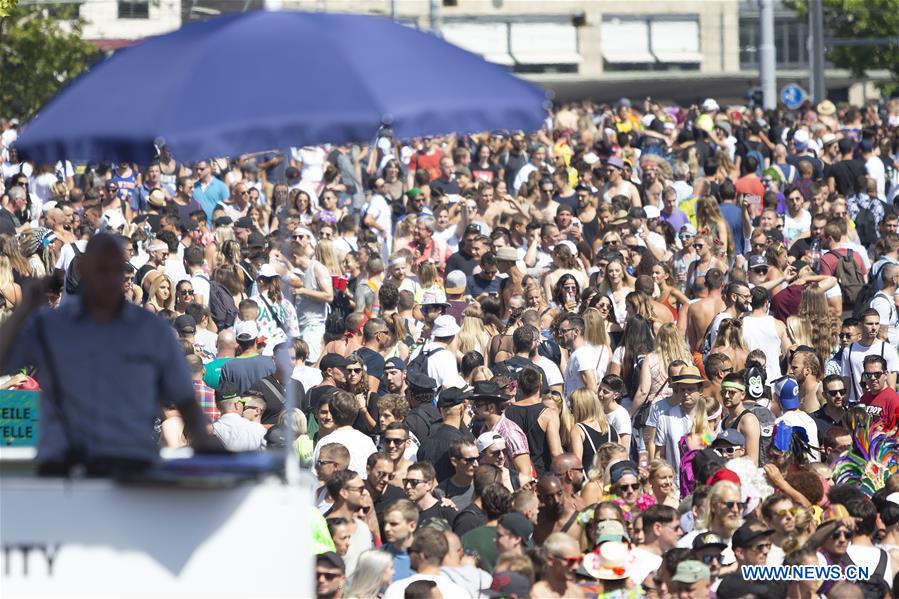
[601,16,702,72]
[739,13,813,69]
[118,0,149,19]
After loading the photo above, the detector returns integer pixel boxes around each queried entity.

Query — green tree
[791,0,899,82]
[0,3,98,119]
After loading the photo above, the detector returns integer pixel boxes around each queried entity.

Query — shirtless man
[600,156,641,208]
[534,475,582,545]
[679,268,726,351]
[531,533,586,599]
[382,422,414,486]
[472,182,518,232]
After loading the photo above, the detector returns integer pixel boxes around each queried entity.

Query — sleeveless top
[505,402,551,476]
[296,261,329,327]
[741,315,783,381]
[576,422,618,472]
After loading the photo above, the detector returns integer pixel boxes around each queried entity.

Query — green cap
[595,520,629,544]
[671,560,710,584]
[406,187,423,199]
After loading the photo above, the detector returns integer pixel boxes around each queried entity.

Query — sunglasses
[694,243,706,249]
[700,553,723,565]
[718,445,740,455]
[776,507,799,518]
[384,438,406,446]
[345,367,363,374]
[316,571,342,581]
[861,371,885,379]
[826,388,847,397]
[459,457,479,465]
[831,529,852,540]
[374,471,396,480]
[315,459,337,469]
[617,482,641,492]
[552,555,583,567]
[752,267,769,275]
[723,500,747,511]
[403,478,426,487]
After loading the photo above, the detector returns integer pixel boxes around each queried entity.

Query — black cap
[498,512,534,546]
[174,314,196,334]
[470,380,504,403]
[215,381,241,403]
[319,353,350,371]
[316,551,345,573]
[627,207,647,220]
[247,231,266,248]
[407,371,437,391]
[731,521,774,549]
[437,387,469,409]
[692,532,728,551]
[234,216,254,230]
[213,216,233,228]
[384,357,406,371]
[484,571,531,598]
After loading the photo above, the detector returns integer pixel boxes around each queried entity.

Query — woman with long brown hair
[598,258,635,328]
[631,322,691,419]
[786,284,839,361]
[695,195,732,258]
[710,318,749,371]
[650,262,689,320]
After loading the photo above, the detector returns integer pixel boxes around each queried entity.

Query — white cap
[431,314,460,338]
[702,98,720,112]
[235,320,259,341]
[146,239,168,253]
[257,263,279,279]
[102,211,127,231]
[476,431,507,453]
[643,205,661,219]
[583,152,600,165]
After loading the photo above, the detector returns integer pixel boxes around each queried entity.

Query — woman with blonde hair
[543,390,573,450]
[144,272,175,313]
[786,285,839,361]
[711,318,749,371]
[0,235,33,279]
[580,442,629,506]
[581,307,613,381]
[345,549,394,599]
[314,239,342,277]
[631,323,691,418]
[695,195,732,258]
[457,306,491,357]
[523,281,554,329]
[598,258,635,327]
[647,459,679,508]
[414,261,441,303]
[0,255,22,320]
[570,388,619,474]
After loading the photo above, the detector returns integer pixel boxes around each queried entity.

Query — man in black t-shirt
[825,139,867,196]
[404,462,458,527]
[305,353,349,414]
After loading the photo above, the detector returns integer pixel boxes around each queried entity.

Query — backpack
[853,262,888,320]
[827,249,866,305]
[726,403,775,466]
[407,346,445,378]
[64,242,83,295]
[840,549,891,599]
[854,206,878,249]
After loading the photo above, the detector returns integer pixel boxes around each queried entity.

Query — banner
[0,390,40,447]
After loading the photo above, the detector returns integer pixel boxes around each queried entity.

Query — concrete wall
[81,0,182,40]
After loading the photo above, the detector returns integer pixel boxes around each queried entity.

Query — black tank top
[577,423,618,472]
[505,402,551,476]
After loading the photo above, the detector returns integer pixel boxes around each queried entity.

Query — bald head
[217,329,237,351]
[537,474,562,496]
[551,453,583,476]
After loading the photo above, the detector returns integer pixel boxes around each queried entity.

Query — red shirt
[408,149,443,182]
[859,386,899,430]
[819,247,868,278]
[735,174,765,201]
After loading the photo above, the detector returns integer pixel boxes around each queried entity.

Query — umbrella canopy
[15,11,549,164]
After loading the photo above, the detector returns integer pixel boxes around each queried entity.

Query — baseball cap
[213,216,233,228]
[234,216,254,229]
[146,239,168,253]
[713,429,746,447]
[234,320,259,342]
[643,205,660,220]
[731,521,774,549]
[384,357,406,372]
[406,371,437,391]
[319,353,351,371]
[498,513,534,545]
[316,551,345,573]
[257,263,279,279]
[692,532,728,551]
[608,460,639,485]
[594,520,629,544]
[247,231,266,249]
[748,254,769,270]
[174,314,197,335]
[707,467,741,486]
[445,270,467,294]
[671,560,710,584]
[702,98,720,112]
[476,431,506,453]
[775,377,800,410]
[436,386,469,409]
[484,571,530,598]
[495,247,518,262]
[793,129,810,150]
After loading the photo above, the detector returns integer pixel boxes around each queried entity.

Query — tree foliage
[791,0,899,82]
[0,3,98,119]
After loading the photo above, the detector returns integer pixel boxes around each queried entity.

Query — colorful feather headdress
[832,409,899,496]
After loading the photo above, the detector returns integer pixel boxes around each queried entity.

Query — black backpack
[855,206,878,249]
[64,242,83,295]
[827,249,866,306]
[407,346,445,377]
[853,262,889,320]
[840,549,891,599]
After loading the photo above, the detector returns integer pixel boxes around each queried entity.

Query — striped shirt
[492,415,530,460]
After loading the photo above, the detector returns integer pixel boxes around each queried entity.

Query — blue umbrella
[15,11,549,163]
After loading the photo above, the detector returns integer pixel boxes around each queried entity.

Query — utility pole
[390,0,397,21]
[808,0,826,103]
[759,0,777,110]
[430,0,441,37]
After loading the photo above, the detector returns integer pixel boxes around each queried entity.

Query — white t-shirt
[383,574,469,599]
[312,428,377,479]
[654,402,692,484]
[783,210,811,247]
[841,340,899,403]
[190,272,212,307]
[409,342,458,390]
[212,413,266,452]
[869,291,899,346]
[867,156,886,199]
[564,344,609,397]
[628,547,663,585]
[606,404,633,439]
[55,239,88,272]
[534,354,564,389]
[195,328,217,357]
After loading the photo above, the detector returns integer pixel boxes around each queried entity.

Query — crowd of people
[2,95,899,598]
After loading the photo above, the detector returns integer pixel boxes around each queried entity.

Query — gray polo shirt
[4,298,194,464]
